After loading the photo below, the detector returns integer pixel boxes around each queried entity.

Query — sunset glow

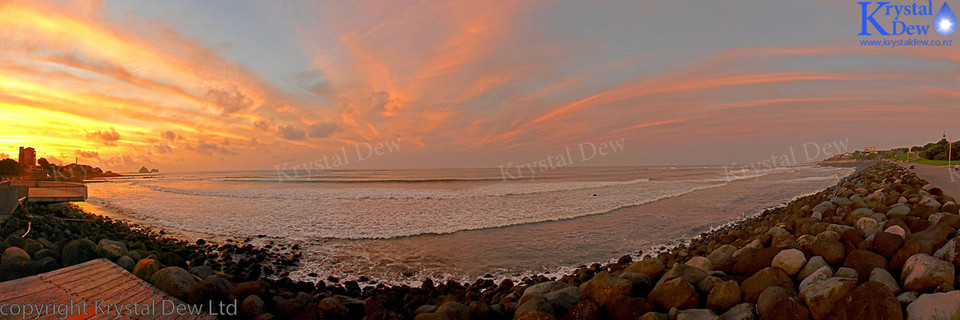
[2,0,958,171]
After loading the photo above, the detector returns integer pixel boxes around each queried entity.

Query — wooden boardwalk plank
[58,261,127,293]
[39,261,113,281]
[0,259,217,320]
[0,278,60,302]
[39,262,114,285]
[83,276,145,301]
[75,265,144,301]
[0,274,40,291]
[67,271,127,296]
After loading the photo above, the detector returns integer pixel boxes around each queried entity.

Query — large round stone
[799,277,856,319]
[868,268,900,294]
[812,236,846,265]
[828,281,901,320]
[188,275,234,305]
[706,280,740,313]
[740,267,793,303]
[150,267,198,300]
[579,272,632,307]
[133,258,163,280]
[842,250,888,283]
[61,238,96,266]
[761,296,810,320]
[798,256,829,281]
[624,258,664,279]
[657,262,708,286]
[901,253,955,292]
[732,246,780,275]
[771,249,806,275]
[905,291,960,320]
[95,239,128,260]
[872,231,903,259]
[647,277,699,310]
[756,286,789,316]
[0,247,37,280]
[240,295,265,318]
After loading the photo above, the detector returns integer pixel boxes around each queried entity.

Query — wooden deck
[0,259,216,319]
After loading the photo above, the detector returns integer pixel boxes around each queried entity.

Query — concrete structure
[0,183,27,223]
[8,181,87,203]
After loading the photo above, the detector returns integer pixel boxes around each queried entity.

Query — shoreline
[77,164,850,286]
[3,161,957,319]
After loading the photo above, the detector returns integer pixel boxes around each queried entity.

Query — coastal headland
[2,161,960,319]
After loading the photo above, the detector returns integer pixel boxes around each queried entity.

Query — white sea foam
[133,177,657,200]
[90,178,721,239]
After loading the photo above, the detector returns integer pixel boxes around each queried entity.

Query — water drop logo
[934,2,957,36]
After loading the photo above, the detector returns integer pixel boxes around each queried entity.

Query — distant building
[863,147,876,152]
[18,147,36,175]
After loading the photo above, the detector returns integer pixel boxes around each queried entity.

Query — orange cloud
[0,0,338,170]
[475,71,874,148]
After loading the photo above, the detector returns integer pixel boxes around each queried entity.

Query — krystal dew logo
[859,1,956,35]
[858,1,957,46]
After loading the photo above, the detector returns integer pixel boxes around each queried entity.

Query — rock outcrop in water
[4,161,960,319]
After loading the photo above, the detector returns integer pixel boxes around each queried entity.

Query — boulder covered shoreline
[3,161,959,319]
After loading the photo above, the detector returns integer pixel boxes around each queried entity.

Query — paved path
[0,259,215,320]
[900,162,960,199]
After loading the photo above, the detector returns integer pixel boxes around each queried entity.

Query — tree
[0,159,23,177]
[923,144,946,160]
[37,157,55,178]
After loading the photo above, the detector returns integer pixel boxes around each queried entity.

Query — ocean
[78,165,854,284]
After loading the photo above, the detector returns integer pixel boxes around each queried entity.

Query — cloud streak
[2,0,958,170]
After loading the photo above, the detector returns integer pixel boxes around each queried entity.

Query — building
[863,147,876,152]
[18,146,36,175]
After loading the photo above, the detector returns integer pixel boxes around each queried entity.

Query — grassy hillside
[909,159,959,166]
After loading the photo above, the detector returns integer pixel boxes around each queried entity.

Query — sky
[1,0,959,172]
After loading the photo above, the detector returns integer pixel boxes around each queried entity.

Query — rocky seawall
[3,161,960,319]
